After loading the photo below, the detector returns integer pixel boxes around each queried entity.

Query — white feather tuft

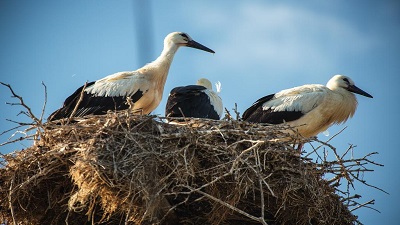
[215,81,222,93]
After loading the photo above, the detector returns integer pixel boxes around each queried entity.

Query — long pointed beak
[347,85,373,98]
[186,40,215,53]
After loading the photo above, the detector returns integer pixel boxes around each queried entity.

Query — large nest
[0,109,382,225]
[0,81,382,225]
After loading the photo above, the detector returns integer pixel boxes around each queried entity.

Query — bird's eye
[180,33,189,39]
[343,78,350,84]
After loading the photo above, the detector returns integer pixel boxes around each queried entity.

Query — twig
[0,124,26,136]
[350,199,380,213]
[9,175,17,225]
[68,81,88,123]
[255,148,266,221]
[305,127,347,158]
[230,140,264,173]
[0,134,36,147]
[184,186,269,225]
[223,107,233,121]
[348,172,389,194]
[39,81,48,122]
[0,82,42,126]
[341,194,361,202]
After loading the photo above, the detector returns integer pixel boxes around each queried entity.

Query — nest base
[1,113,360,225]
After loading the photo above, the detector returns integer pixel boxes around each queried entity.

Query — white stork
[165,78,223,120]
[48,32,215,121]
[242,75,373,138]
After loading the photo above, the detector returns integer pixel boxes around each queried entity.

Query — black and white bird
[165,78,223,120]
[48,32,214,121]
[242,75,373,138]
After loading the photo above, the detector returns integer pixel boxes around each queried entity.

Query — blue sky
[1,1,399,224]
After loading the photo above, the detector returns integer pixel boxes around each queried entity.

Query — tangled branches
[0,83,384,225]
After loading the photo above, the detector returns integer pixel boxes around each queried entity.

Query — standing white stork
[242,75,373,138]
[165,78,223,120]
[48,32,215,121]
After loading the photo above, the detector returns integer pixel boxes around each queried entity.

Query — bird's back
[242,85,329,124]
[166,85,221,120]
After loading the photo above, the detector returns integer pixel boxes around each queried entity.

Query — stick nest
[0,111,379,225]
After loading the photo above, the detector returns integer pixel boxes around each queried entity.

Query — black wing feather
[242,94,275,120]
[48,82,143,121]
[242,94,304,124]
[165,85,220,120]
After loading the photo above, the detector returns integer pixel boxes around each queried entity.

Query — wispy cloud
[191,2,377,80]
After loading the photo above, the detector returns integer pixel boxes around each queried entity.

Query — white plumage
[165,78,223,120]
[48,32,214,121]
[242,75,373,138]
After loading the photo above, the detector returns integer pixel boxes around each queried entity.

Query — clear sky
[1,1,399,224]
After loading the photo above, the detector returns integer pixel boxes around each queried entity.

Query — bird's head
[327,75,373,98]
[196,78,213,90]
[165,32,215,53]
